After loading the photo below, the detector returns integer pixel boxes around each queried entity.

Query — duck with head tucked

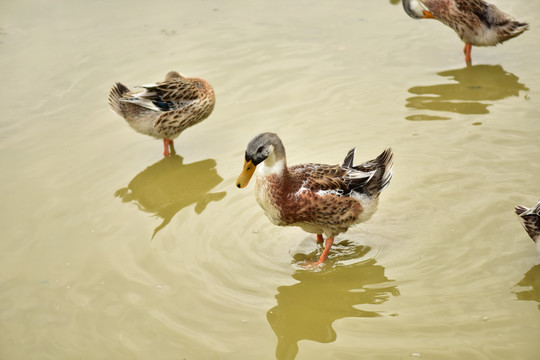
[402,0,529,63]
[108,71,215,156]
[236,133,393,265]
[515,200,540,252]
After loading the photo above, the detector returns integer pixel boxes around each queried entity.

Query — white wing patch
[316,189,344,197]
[120,85,163,112]
[295,184,310,197]
[120,97,162,112]
[346,169,375,180]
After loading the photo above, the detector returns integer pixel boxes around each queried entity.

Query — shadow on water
[267,254,399,360]
[512,264,540,310]
[405,64,528,121]
[114,154,226,238]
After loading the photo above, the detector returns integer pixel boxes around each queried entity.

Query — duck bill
[236,160,257,188]
[423,10,435,19]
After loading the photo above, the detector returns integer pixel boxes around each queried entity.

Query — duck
[515,200,540,252]
[236,132,393,265]
[108,71,215,156]
[402,0,529,63]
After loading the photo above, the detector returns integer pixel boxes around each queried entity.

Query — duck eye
[257,146,264,154]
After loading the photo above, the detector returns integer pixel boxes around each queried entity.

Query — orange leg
[463,43,472,63]
[162,138,174,157]
[313,237,334,265]
[316,234,324,244]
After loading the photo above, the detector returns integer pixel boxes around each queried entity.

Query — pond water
[1,0,539,359]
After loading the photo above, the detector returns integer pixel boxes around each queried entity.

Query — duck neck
[259,142,287,178]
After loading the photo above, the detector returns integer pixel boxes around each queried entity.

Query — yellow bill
[236,159,256,188]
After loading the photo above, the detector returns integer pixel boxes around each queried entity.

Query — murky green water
[1,1,539,359]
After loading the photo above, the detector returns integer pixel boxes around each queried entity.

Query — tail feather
[342,148,356,168]
[108,82,130,117]
[373,148,394,193]
[515,201,540,243]
[351,148,393,197]
[500,21,529,42]
[515,205,528,216]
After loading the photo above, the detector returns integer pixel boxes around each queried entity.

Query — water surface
[1,1,539,359]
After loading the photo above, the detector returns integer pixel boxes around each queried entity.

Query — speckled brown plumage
[108,71,215,156]
[260,165,365,233]
[403,0,529,62]
[236,133,393,265]
[515,200,540,244]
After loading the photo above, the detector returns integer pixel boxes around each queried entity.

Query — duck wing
[455,0,512,27]
[133,77,203,112]
[291,148,393,198]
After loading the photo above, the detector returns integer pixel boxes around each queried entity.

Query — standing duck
[402,0,529,62]
[108,71,215,156]
[236,133,393,265]
[515,200,540,252]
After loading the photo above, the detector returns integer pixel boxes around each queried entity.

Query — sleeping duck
[108,71,215,156]
[402,0,529,62]
[236,132,393,265]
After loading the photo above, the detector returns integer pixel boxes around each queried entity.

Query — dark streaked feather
[139,78,202,102]
[515,202,540,243]
[342,148,356,168]
[289,148,393,198]
[455,0,491,26]
[108,82,130,117]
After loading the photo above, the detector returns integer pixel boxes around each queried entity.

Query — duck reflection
[267,255,399,360]
[115,155,226,238]
[513,264,540,310]
[406,64,528,121]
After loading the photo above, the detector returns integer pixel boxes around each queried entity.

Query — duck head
[236,132,285,188]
